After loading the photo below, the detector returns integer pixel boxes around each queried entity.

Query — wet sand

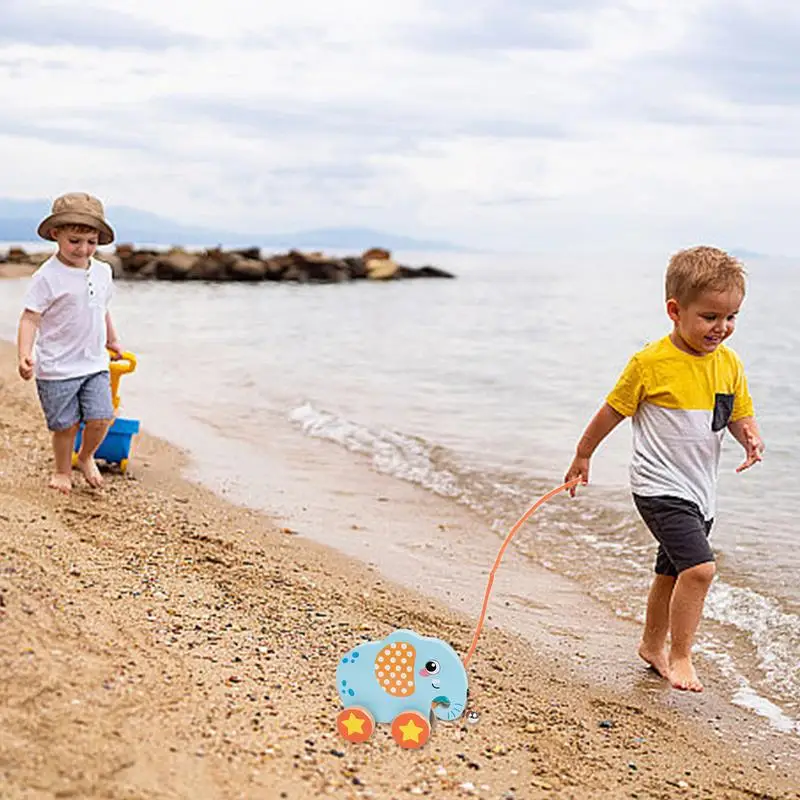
[0,342,798,799]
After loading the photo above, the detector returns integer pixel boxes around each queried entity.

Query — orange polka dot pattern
[374,642,416,697]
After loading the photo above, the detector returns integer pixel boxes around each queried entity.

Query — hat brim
[38,212,115,246]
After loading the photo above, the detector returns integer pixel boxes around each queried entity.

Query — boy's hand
[565,455,590,496]
[736,431,765,473]
[107,340,124,360]
[18,355,34,381]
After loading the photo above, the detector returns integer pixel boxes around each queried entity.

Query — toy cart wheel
[120,459,129,474]
[390,711,431,749]
[336,706,375,743]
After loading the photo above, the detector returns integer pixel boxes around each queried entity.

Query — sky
[0,0,797,253]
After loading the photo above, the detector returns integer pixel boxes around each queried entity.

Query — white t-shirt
[22,256,114,380]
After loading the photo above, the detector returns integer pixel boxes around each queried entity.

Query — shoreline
[0,343,798,799]
[124,369,800,743]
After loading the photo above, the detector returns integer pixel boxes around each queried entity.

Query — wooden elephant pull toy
[336,629,465,749]
[335,479,580,748]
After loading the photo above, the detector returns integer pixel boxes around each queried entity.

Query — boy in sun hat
[16,192,124,494]
[564,246,764,693]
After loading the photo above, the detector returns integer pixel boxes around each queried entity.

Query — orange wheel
[336,706,375,743]
[390,711,430,749]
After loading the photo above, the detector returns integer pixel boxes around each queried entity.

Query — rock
[42,242,459,284]
[282,265,309,283]
[30,252,52,267]
[116,243,135,259]
[365,258,399,280]
[156,248,197,280]
[309,260,349,283]
[261,254,290,279]
[230,247,261,260]
[188,256,227,281]
[287,249,324,266]
[95,252,125,279]
[284,250,349,282]
[418,265,455,279]
[342,257,367,279]
[362,247,391,261]
[137,259,159,279]
[395,264,455,279]
[204,247,238,267]
[122,250,159,273]
[228,257,267,281]
[7,247,28,263]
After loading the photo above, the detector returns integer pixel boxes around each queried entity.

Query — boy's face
[53,227,99,268]
[667,288,743,356]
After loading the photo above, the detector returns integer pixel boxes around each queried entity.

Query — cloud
[0,118,154,152]
[157,96,566,149]
[643,2,800,108]
[0,0,799,254]
[403,0,608,52]
[0,0,196,50]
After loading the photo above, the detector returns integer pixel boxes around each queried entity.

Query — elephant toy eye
[425,660,440,675]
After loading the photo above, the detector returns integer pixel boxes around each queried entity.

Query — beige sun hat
[37,192,115,245]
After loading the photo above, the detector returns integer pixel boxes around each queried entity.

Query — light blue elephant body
[336,628,468,724]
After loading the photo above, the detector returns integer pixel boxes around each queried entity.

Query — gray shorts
[36,371,114,432]
[633,494,714,577]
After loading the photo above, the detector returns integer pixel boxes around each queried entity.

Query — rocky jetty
[0,245,456,283]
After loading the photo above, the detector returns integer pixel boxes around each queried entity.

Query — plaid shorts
[35,371,114,432]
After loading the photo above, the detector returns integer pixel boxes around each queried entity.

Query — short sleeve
[606,355,646,417]
[730,356,755,422]
[22,271,53,314]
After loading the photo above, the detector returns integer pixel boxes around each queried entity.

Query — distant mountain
[0,198,463,252]
[730,248,767,260]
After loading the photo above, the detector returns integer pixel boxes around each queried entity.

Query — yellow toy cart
[73,351,140,473]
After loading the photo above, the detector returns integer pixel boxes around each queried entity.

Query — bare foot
[669,656,704,692]
[77,456,104,489]
[49,473,72,494]
[638,641,670,680]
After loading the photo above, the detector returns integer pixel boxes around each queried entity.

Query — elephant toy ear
[374,641,416,698]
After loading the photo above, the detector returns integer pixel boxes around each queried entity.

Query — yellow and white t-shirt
[607,336,754,520]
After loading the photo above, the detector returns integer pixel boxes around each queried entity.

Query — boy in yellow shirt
[565,246,764,692]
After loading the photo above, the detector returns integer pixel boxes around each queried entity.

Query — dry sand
[0,343,798,800]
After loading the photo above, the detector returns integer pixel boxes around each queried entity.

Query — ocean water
[2,246,798,733]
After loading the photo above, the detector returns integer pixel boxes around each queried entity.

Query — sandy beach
[0,340,798,800]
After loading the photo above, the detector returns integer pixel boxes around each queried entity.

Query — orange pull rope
[462,478,581,668]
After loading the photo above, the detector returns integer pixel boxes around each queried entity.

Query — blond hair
[665,246,746,305]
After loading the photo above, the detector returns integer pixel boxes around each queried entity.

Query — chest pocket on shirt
[712,393,734,432]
